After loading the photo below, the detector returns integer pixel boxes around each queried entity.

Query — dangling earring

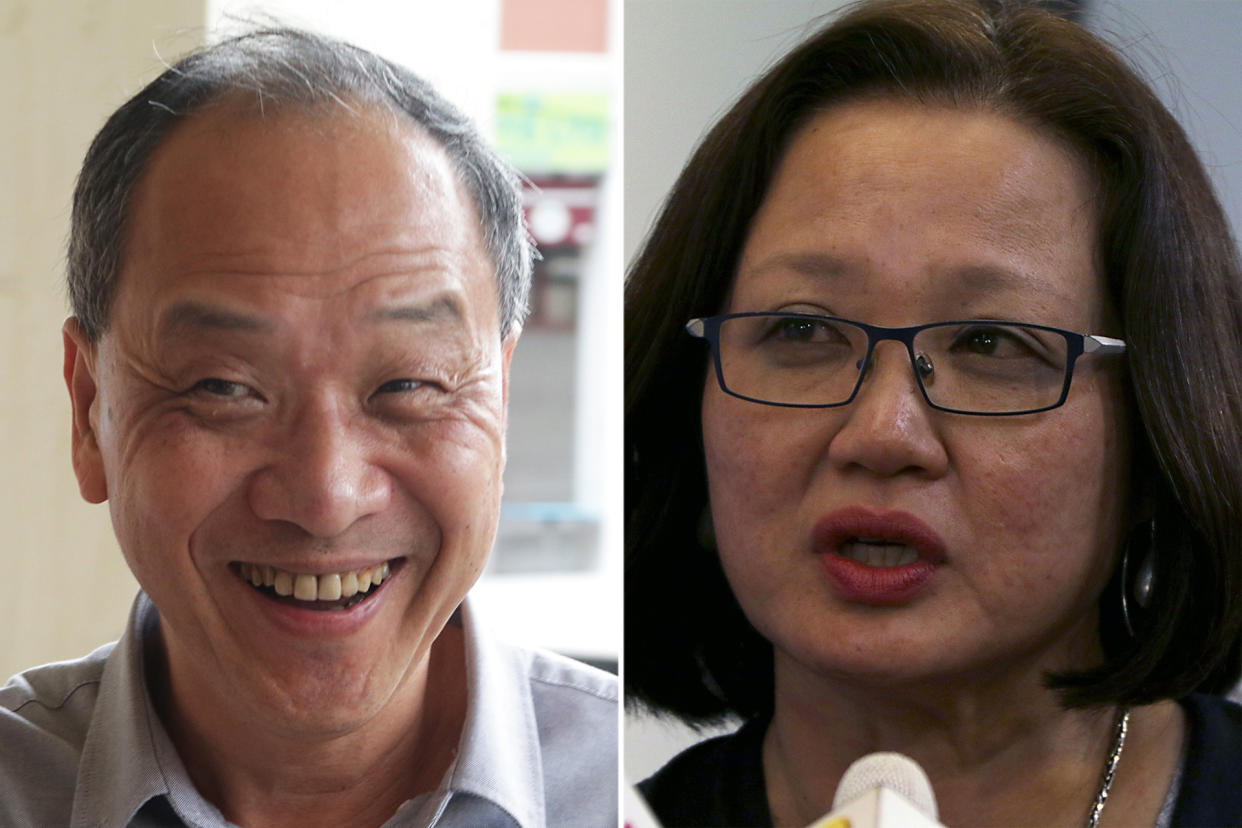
[1121,518,1156,637]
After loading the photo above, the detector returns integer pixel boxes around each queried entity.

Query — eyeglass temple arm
[1084,334,1126,355]
[686,318,706,337]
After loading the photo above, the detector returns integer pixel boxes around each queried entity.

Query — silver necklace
[1084,706,1131,828]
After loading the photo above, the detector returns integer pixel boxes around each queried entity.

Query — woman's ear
[62,317,108,504]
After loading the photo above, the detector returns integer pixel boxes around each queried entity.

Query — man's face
[64,102,515,734]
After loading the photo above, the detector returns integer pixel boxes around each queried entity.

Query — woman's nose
[247,399,391,538]
[826,342,949,478]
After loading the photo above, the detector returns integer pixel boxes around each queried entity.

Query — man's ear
[496,326,520,478]
[62,317,108,504]
[500,325,520,410]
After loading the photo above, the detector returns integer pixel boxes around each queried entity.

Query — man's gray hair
[69,27,533,341]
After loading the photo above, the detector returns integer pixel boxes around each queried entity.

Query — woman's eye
[777,319,821,342]
[769,317,846,345]
[955,327,1033,358]
[192,378,251,398]
[965,330,1000,354]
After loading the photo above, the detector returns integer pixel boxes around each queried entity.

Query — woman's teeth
[839,541,919,568]
[238,561,391,602]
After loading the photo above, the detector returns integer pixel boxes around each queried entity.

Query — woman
[624,1,1242,826]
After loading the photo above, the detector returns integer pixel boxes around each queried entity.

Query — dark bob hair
[625,0,1242,721]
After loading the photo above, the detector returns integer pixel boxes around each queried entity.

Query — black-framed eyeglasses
[686,312,1126,416]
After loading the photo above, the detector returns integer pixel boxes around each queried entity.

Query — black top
[639,694,1242,827]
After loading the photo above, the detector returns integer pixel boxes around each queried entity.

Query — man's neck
[149,623,469,828]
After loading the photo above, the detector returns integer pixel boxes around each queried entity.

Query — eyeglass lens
[715,315,1069,413]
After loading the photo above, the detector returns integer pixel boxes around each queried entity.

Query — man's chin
[238,661,415,739]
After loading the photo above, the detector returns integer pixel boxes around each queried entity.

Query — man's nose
[247,398,391,537]
[826,341,949,478]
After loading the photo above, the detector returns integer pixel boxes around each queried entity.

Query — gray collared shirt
[0,593,618,827]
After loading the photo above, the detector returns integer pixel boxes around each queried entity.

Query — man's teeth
[840,541,919,568]
[240,562,391,601]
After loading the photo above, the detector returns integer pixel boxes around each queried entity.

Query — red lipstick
[814,507,946,606]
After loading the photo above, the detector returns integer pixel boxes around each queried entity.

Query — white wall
[624,0,851,263]
[207,0,503,137]
[1087,0,1241,240]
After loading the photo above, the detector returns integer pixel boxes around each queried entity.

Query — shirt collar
[436,599,546,827]
[70,594,547,828]
[72,592,232,827]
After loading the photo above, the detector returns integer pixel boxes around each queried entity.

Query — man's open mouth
[231,560,399,611]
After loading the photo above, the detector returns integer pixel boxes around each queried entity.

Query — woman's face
[702,99,1130,688]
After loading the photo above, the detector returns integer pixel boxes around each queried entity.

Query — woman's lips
[814,507,947,605]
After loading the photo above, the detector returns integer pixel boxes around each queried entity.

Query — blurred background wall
[0,0,204,685]
[623,0,1241,782]
[0,0,620,682]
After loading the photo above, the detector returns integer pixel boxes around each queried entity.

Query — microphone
[807,752,946,828]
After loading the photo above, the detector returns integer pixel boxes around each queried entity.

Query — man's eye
[192,378,250,398]
[376,378,429,394]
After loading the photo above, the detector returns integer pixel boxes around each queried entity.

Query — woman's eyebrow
[747,251,859,279]
[953,264,1075,305]
[750,253,1074,303]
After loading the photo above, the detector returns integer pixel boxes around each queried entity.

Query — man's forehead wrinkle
[116,96,502,351]
[140,106,469,234]
[169,244,475,288]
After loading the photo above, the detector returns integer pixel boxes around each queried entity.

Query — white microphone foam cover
[831,752,939,819]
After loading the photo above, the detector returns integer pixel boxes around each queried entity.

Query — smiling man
[0,28,617,828]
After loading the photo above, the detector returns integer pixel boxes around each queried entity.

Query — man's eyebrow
[158,301,275,337]
[366,296,464,324]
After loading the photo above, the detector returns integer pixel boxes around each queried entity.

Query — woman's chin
[771,622,1103,700]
